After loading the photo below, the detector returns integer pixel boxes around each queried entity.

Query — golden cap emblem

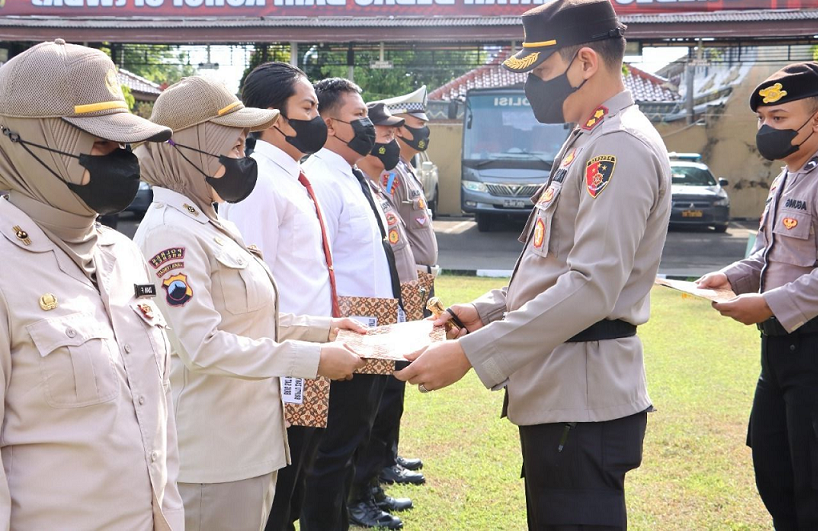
[104,69,124,99]
[503,52,540,71]
[759,83,787,104]
[39,293,58,311]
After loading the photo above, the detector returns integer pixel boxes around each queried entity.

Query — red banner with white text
[2,0,817,18]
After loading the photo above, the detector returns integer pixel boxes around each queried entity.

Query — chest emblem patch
[389,228,400,244]
[386,212,398,226]
[585,155,616,198]
[783,217,798,230]
[533,218,545,249]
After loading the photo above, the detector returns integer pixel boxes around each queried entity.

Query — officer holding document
[698,62,818,529]
[395,0,672,527]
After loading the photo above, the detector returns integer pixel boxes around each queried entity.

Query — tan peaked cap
[150,76,279,133]
[0,39,171,143]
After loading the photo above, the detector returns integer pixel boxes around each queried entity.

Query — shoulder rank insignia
[163,273,193,307]
[585,155,616,198]
[503,52,540,72]
[759,83,787,104]
[582,106,608,131]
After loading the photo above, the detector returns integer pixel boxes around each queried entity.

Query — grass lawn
[376,275,771,530]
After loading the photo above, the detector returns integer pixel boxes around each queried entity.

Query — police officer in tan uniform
[132,77,365,531]
[359,103,417,284]
[375,87,439,280]
[396,1,671,528]
[0,40,183,530]
[698,63,818,529]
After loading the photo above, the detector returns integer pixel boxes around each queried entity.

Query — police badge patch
[585,155,616,198]
[162,273,193,306]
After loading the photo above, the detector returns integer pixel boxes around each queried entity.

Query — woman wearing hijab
[0,40,182,529]
[133,76,366,531]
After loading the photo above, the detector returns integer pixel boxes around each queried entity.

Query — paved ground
[432,215,756,278]
[116,213,756,278]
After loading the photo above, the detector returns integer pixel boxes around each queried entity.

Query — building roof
[429,54,680,103]
[116,68,162,101]
[1,9,816,43]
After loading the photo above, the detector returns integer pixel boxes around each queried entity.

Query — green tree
[239,44,488,102]
[102,44,196,88]
[120,85,135,111]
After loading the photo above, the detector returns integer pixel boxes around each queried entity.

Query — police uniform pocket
[27,313,119,408]
[215,250,272,315]
[130,301,171,385]
[771,211,816,268]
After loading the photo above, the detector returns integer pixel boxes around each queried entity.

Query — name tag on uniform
[134,283,157,298]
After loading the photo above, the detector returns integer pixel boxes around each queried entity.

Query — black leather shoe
[396,456,423,471]
[373,484,413,512]
[348,499,403,529]
[380,464,425,485]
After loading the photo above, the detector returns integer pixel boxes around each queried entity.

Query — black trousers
[353,375,406,496]
[519,411,647,531]
[300,374,388,531]
[748,332,818,530]
[265,425,324,531]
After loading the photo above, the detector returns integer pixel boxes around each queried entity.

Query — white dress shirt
[221,140,333,317]
[304,148,393,299]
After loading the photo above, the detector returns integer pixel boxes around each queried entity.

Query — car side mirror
[718,178,729,187]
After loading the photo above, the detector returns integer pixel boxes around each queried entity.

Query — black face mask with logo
[524,52,587,124]
[170,140,258,204]
[400,125,431,151]
[755,113,817,161]
[335,117,377,156]
[277,114,328,155]
[371,139,401,171]
[1,127,140,215]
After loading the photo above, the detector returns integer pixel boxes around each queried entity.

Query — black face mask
[371,140,401,171]
[400,125,431,151]
[334,117,376,156]
[170,140,258,204]
[524,53,586,124]
[755,114,816,161]
[1,127,141,215]
[277,114,328,155]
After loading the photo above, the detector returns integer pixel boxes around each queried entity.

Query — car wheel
[713,224,729,233]
[476,213,492,233]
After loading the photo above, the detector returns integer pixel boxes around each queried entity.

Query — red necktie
[298,170,341,318]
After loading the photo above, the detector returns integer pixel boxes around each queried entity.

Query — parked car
[411,151,439,219]
[669,153,730,233]
[124,181,153,218]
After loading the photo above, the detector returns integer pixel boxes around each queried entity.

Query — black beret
[750,62,818,112]
[502,0,626,74]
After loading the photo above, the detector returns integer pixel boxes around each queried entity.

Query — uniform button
[150,451,158,462]
[790,344,796,352]
[138,396,145,405]
[65,327,76,338]
[124,344,132,354]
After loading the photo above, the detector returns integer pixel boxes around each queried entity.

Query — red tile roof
[429,53,679,103]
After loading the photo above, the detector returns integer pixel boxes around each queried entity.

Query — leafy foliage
[102,44,196,88]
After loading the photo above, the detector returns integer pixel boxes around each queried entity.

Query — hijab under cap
[0,39,170,278]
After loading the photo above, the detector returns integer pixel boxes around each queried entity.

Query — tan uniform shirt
[459,91,671,426]
[722,153,818,332]
[134,187,330,484]
[385,160,438,267]
[368,176,418,284]
[0,198,183,530]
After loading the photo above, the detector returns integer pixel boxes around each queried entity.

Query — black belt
[566,319,636,343]
[757,316,818,336]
